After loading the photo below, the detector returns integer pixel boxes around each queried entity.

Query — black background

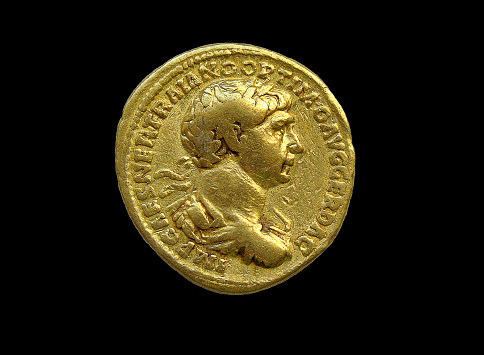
[44,17,415,335]
[9,6,465,349]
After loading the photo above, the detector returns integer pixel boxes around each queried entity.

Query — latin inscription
[294,105,351,257]
[127,49,351,267]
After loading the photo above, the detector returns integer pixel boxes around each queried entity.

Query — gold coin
[115,43,355,294]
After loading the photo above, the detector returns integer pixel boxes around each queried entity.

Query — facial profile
[174,79,304,267]
[181,79,303,187]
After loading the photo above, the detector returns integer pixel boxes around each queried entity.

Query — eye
[271,121,285,131]
[272,125,285,140]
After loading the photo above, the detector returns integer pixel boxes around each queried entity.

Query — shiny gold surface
[116,43,355,293]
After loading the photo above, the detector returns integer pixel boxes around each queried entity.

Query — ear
[223,121,246,152]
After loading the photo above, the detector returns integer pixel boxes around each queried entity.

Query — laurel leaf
[181,136,196,155]
[201,92,212,107]
[182,124,195,142]
[214,85,230,102]
[205,139,221,153]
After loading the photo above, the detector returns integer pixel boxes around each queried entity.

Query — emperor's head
[181,79,304,189]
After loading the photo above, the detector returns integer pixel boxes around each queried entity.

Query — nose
[286,130,304,154]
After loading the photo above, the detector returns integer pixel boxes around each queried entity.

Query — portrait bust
[173,79,304,267]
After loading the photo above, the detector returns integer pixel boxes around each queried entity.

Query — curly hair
[181,79,292,168]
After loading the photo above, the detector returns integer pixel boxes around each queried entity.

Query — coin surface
[116,43,355,294]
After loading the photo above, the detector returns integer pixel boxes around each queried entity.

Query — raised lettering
[193,247,209,265]
[329,165,350,180]
[133,149,153,163]
[257,61,274,79]
[313,104,331,123]
[150,98,172,118]
[192,247,226,273]
[300,91,320,108]
[221,60,237,76]
[241,60,256,75]
[215,258,227,273]
[141,199,161,217]
[142,112,162,130]
[326,133,346,150]
[166,85,184,104]
[293,78,310,97]
[130,162,151,183]
[305,220,326,239]
[288,75,302,91]
[134,184,156,200]
[327,180,347,197]
[295,235,314,256]
[198,61,220,81]
[322,191,344,212]
[151,213,170,231]
[135,130,158,148]
[176,76,192,94]
[316,208,336,226]
[329,150,349,166]
[205,254,218,271]
[276,67,293,86]
[155,227,178,245]
[319,123,339,140]
[176,241,195,258]
[185,71,202,88]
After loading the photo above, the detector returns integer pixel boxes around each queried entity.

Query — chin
[263,173,290,188]
[278,174,291,184]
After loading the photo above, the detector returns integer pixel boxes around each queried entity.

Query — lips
[280,153,295,181]
[284,154,295,167]
[281,164,291,176]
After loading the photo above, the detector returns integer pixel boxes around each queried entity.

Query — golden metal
[116,43,355,293]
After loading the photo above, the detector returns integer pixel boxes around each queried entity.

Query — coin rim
[115,43,355,294]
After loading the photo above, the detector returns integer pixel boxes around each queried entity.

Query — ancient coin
[115,43,355,294]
